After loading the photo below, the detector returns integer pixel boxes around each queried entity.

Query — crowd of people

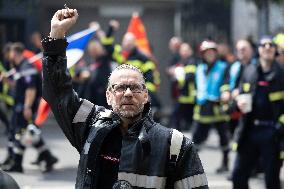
[0,7,284,189]
[166,34,284,188]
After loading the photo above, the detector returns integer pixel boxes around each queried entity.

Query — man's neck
[120,114,142,135]
[259,58,273,72]
[240,58,250,65]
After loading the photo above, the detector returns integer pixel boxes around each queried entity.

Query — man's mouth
[122,103,134,106]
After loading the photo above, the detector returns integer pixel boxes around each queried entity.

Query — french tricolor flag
[66,27,96,68]
[27,27,97,69]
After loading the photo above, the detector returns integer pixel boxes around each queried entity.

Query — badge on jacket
[113,180,133,189]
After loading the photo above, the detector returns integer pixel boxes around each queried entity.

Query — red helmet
[199,40,217,52]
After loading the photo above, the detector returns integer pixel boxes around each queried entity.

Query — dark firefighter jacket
[41,37,208,189]
[234,61,284,155]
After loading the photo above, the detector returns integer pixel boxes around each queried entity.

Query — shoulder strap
[169,129,184,162]
[166,129,184,189]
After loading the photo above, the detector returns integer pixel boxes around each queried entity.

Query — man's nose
[124,87,133,96]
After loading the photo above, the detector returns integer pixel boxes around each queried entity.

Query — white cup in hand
[236,93,252,113]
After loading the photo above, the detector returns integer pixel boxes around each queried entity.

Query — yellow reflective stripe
[178,96,194,104]
[194,105,200,114]
[280,151,284,160]
[0,62,6,72]
[126,60,143,69]
[178,82,195,104]
[232,142,238,151]
[193,105,230,123]
[177,77,185,88]
[113,54,124,64]
[184,65,196,73]
[269,91,284,101]
[279,114,284,124]
[141,61,155,73]
[100,37,114,45]
[213,105,220,115]
[112,45,124,64]
[69,66,75,77]
[193,114,230,123]
[243,83,250,92]
[153,70,161,85]
[146,82,156,92]
[220,84,230,92]
[3,83,9,94]
[0,93,14,106]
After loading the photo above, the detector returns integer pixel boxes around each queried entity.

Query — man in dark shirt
[232,36,284,189]
[3,42,57,173]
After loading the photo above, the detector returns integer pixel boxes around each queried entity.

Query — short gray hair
[107,64,145,90]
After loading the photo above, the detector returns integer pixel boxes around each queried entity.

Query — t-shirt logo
[24,76,32,83]
[113,180,132,189]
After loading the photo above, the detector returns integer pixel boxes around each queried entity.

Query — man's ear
[143,90,149,104]
[106,90,112,106]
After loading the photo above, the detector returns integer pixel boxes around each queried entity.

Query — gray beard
[112,103,144,119]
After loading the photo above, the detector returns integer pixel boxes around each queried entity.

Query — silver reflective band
[174,173,208,189]
[72,99,94,123]
[13,68,38,80]
[83,142,91,154]
[170,129,183,160]
[118,172,166,189]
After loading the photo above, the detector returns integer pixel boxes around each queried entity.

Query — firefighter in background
[273,33,284,67]
[192,40,230,173]
[221,39,256,136]
[275,42,284,67]
[168,36,182,66]
[2,42,57,173]
[217,42,236,64]
[232,36,284,189]
[0,43,15,169]
[0,43,14,133]
[81,20,120,107]
[167,43,196,131]
[167,37,182,102]
[29,31,43,54]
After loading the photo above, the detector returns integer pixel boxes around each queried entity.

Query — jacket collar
[256,60,280,82]
[124,102,154,136]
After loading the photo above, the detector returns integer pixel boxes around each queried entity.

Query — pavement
[0,114,283,189]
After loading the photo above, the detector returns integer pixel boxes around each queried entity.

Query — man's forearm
[24,88,36,108]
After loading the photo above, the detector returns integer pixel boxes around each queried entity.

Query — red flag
[23,50,42,71]
[34,98,50,126]
[127,13,152,56]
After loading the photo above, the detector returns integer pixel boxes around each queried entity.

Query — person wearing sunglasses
[232,36,284,189]
[41,8,208,189]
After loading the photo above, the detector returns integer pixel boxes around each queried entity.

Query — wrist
[24,105,32,109]
[49,29,66,39]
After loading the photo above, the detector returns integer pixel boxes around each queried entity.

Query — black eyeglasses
[111,83,146,94]
[259,43,276,48]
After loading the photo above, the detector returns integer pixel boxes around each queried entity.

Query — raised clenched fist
[49,8,79,39]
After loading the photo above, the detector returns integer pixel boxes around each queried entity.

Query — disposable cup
[236,93,252,113]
